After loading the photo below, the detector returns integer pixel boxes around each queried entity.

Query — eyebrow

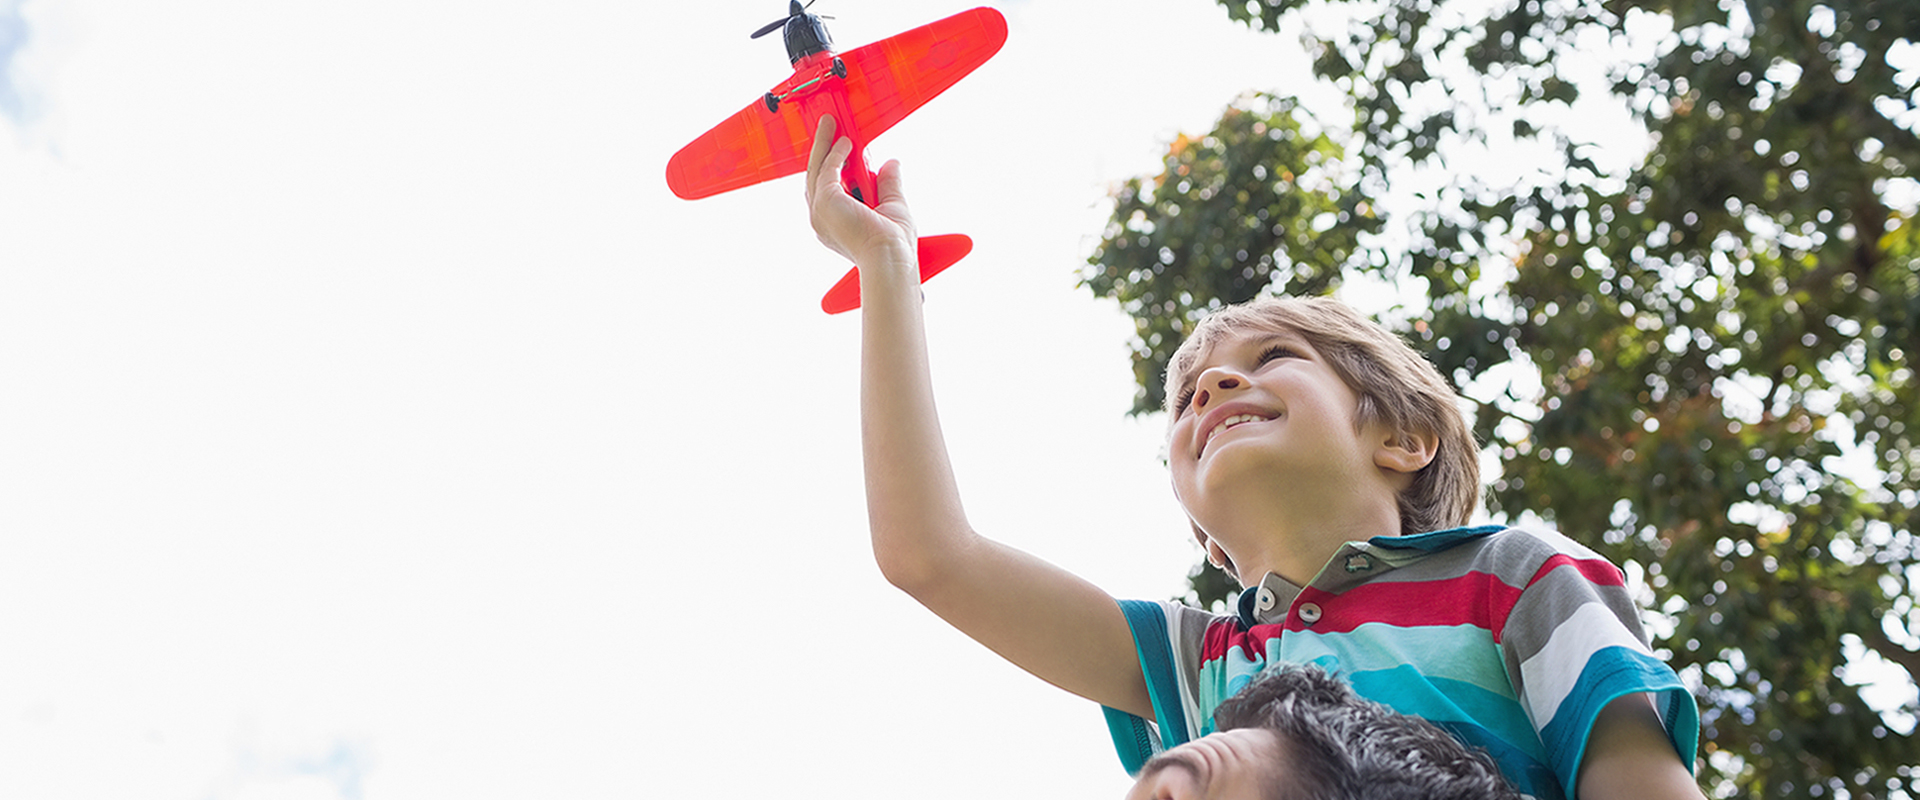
[1137,750,1204,783]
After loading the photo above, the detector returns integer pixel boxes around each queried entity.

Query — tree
[1081,0,1918,795]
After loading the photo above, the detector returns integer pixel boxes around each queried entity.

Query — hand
[804,115,917,270]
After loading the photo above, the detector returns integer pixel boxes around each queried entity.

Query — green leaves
[1089,0,1919,794]
[1081,95,1362,413]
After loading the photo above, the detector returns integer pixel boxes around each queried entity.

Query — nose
[1192,371,1243,409]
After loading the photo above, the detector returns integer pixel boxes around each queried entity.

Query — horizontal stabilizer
[820,233,972,314]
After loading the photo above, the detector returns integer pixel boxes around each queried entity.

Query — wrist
[853,238,918,277]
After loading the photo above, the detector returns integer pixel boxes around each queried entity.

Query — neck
[1214,487,1404,588]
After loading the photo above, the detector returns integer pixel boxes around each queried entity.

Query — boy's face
[1121,728,1286,800]
[1167,328,1390,559]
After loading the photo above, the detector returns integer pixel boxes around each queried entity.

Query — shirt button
[1298,602,1323,624]
[1255,587,1277,612]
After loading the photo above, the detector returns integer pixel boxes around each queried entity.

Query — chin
[1192,441,1285,488]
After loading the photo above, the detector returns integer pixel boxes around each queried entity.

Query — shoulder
[1117,599,1241,653]
[1447,526,1626,591]
[1456,525,1601,560]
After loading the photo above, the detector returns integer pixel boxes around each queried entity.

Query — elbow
[874,544,941,597]
[869,521,972,599]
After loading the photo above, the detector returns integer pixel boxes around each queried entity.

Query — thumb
[874,159,906,207]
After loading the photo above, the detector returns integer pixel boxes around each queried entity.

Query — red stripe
[1203,617,1286,662]
[1279,573,1526,639]
[1526,553,1626,590]
[1198,555,1628,659]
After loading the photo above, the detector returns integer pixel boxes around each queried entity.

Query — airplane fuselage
[765,50,877,206]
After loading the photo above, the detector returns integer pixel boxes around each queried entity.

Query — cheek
[1167,434,1200,480]
[1164,423,1194,460]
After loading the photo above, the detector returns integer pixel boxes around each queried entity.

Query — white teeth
[1204,414,1271,447]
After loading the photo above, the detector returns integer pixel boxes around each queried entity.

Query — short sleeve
[1100,599,1225,775]
[1498,541,1700,797]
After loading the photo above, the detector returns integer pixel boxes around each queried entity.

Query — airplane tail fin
[820,233,972,314]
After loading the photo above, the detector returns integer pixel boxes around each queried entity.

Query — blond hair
[1166,296,1481,537]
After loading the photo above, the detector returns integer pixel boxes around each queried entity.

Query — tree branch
[1858,624,1920,693]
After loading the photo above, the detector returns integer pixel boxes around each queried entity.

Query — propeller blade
[750,17,788,38]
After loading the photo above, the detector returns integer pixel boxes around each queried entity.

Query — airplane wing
[664,91,813,200]
[838,7,1008,144]
[665,7,1007,201]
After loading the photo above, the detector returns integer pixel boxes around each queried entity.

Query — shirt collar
[1367,524,1505,552]
[1237,572,1302,627]
[1233,525,1505,627]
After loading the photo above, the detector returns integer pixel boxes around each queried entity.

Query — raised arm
[805,116,1150,717]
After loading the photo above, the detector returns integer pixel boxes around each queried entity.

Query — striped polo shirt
[1102,525,1698,800]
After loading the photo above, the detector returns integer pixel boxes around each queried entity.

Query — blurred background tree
[1081,0,1917,795]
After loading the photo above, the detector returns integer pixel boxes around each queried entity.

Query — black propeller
[750,0,829,39]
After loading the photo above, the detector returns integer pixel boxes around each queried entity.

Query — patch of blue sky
[0,0,25,122]
[206,733,373,800]
[283,739,371,800]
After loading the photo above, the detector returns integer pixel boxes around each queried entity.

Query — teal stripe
[1271,623,1518,701]
[1104,600,1196,776]
[1349,666,1545,764]
[1195,642,1267,735]
[1539,645,1699,792]
[1369,524,1506,552]
[1101,705,1155,777]
[1429,719,1565,800]
[1117,600,1192,745]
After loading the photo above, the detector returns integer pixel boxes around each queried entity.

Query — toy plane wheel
[763,92,780,113]
[832,57,847,78]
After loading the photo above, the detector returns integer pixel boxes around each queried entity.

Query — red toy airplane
[666,3,1008,314]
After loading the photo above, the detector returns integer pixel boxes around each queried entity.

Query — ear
[1375,427,1439,475]
[1206,540,1230,572]
[1191,521,1239,581]
[1190,521,1218,565]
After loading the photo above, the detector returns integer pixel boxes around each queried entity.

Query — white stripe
[1518,601,1653,730]
[1164,603,1206,741]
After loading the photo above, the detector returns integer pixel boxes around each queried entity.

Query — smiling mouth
[1201,413,1278,454]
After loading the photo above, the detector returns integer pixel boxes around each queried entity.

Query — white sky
[0,1,1324,797]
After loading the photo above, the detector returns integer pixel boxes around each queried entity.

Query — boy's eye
[1259,345,1298,364]
[1173,386,1197,416]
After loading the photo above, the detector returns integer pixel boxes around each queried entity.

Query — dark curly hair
[1212,665,1522,800]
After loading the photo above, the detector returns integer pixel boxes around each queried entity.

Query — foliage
[1081,95,1368,413]
[1082,0,1919,794]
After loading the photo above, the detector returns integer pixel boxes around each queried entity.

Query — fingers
[804,115,855,208]
[802,115,917,266]
[805,115,837,201]
[811,138,854,213]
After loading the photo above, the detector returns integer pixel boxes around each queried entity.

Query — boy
[804,116,1703,800]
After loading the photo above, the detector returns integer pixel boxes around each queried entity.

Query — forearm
[858,243,974,590]
[807,128,1148,714]
[856,279,1149,712]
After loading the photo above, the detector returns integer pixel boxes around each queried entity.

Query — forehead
[1134,728,1287,794]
